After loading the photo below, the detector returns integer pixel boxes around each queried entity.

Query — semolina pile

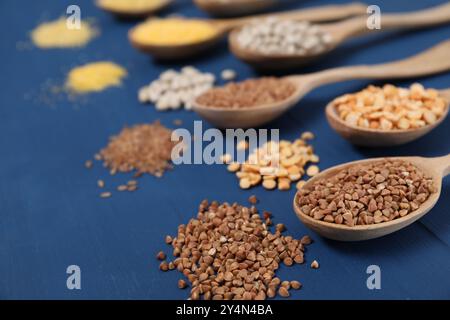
[31,17,98,49]
[66,61,127,94]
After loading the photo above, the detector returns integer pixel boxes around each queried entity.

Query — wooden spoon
[194,0,276,17]
[96,0,172,18]
[293,154,450,241]
[129,2,367,59]
[193,39,450,129]
[229,2,450,69]
[326,88,450,147]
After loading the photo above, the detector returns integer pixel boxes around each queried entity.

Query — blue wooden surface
[0,0,449,299]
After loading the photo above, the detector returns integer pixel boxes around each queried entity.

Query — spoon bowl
[192,76,309,129]
[325,89,450,147]
[193,40,450,130]
[230,2,450,69]
[194,0,276,17]
[96,0,172,18]
[128,21,224,59]
[228,27,338,70]
[293,154,450,241]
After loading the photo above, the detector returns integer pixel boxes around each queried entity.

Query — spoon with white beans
[229,2,450,69]
[193,39,450,134]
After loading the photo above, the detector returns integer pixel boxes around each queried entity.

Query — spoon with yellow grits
[128,2,366,59]
[194,0,277,17]
[96,0,172,18]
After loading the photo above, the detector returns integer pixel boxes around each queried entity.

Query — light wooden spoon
[193,39,450,129]
[229,2,450,69]
[194,0,276,17]
[96,0,172,18]
[129,2,366,59]
[293,154,450,241]
[326,88,450,147]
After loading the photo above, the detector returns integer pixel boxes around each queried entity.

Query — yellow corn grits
[97,0,164,13]
[66,62,127,94]
[31,17,98,49]
[131,18,218,46]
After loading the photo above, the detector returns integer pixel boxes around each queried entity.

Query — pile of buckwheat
[157,198,317,300]
[227,132,319,191]
[297,159,436,226]
[331,83,448,130]
[196,77,295,108]
[236,17,333,56]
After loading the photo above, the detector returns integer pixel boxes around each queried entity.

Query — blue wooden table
[1,0,449,299]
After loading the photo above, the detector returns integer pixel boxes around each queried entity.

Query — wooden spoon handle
[381,2,450,28]
[301,39,450,87]
[427,154,450,177]
[330,2,450,40]
[216,2,367,30]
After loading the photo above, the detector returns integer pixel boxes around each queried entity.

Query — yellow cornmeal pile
[97,0,165,13]
[65,61,127,94]
[226,132,320,191]
[130,18,218,46]
[31,17,98,49]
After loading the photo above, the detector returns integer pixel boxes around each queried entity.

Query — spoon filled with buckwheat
[293,154,450,241]
[193,39,450,129]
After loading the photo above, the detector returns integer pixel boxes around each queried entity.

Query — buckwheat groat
[157,200,314,300]
[297,159,436,226]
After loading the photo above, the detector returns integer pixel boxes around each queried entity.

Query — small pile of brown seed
[98,121,174,177]
[297,160,436,226]
[195,77,296,109]
[87,121,175,198]
[227,132,319,191]
[157,199,315,300]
